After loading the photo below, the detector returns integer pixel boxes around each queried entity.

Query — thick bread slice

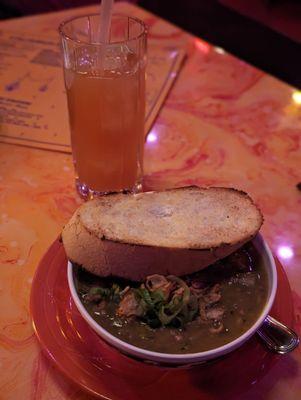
[62,186,263,281]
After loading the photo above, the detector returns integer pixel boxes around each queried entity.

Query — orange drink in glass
[59,14,146,198]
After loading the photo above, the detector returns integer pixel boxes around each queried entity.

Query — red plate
[30,239,294,400]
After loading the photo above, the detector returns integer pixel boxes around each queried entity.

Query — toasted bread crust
[62,187,263,281]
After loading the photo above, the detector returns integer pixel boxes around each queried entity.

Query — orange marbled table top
[0,2,300,400]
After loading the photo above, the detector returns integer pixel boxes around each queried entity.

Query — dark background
[1,0,301,88]
[140,0,301,88]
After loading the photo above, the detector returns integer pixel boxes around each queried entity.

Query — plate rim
[30,236,293,398]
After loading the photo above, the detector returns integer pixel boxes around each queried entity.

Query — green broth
[73,242,268,354]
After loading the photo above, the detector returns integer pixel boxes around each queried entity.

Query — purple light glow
[277,245,294,260]
[146,131,158,143]
[169,50,178,59]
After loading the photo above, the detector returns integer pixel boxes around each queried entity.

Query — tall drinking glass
[59,14,147,198]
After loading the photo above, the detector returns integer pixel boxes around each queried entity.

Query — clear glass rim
[58,13,147,46]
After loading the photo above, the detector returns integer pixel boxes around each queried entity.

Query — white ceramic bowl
[67,234,277,366]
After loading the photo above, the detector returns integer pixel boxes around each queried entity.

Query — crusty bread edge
[79,186,264,250]
[62,190,261,281]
